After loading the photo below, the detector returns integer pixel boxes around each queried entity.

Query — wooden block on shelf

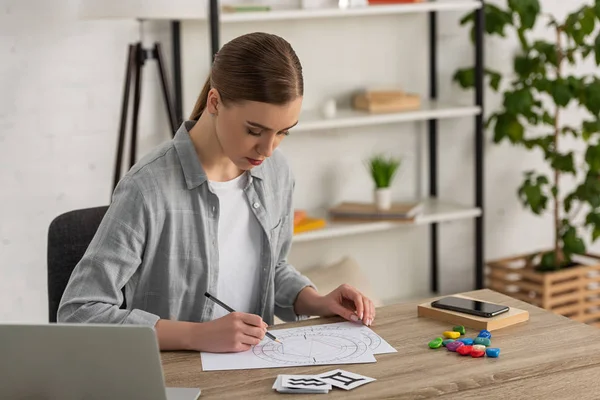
[417,293,530,331]
[353,93,421,113]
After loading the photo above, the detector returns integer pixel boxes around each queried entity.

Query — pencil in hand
[204,292,283,344]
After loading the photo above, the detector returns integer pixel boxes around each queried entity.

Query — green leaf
[508,0,540,29]
[562,226,586,256]
[532,40,558,67]
[550,152,576,173]
[585,143,600,172]
[585,212,600,241]
[487,69,502,91]
[551,79,572,107]
[453,68,475,89]
[503,88,535,115]
[583,120,600,141]
[565,193,575,213]
[582,78,600,115]
[581,7,596,35]
[493,113,524,143]
[596,0,600,17]
[595,33,600,65]
[517,173,549,214]
[539,251,558,270]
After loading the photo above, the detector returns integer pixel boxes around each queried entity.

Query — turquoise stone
[474,337,491,347]
[442,339,455,347]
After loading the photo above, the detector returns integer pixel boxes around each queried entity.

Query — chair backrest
[47,206,109,322]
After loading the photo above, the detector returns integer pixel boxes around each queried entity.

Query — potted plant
[454,1,600,324]
[367,154,401,210]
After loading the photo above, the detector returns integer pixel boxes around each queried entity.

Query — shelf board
[79,0,482,21]
[292,198,481,243]
[221,1,482,23]
[294,101,481,132]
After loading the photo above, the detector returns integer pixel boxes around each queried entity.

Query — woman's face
[207,89,302,170]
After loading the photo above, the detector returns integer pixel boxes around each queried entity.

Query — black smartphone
[431,296,509,318]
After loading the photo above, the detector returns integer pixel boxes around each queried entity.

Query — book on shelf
[328,201,423,222]
[293,210,326,234]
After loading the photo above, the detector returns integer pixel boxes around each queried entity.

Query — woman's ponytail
[189,75,211,121]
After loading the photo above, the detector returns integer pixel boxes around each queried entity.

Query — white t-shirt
[209,172,262,320]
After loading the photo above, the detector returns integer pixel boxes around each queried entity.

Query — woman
[58,32,376,353]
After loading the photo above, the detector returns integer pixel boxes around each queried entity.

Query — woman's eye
[247,129,261,136]
[278,131,290,136]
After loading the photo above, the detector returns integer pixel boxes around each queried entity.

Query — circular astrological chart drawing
[252,326,379,366]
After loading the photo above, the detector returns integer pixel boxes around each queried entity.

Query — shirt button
[253,202,260,209]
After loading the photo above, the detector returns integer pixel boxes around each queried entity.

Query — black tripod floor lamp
[112,21,180,193]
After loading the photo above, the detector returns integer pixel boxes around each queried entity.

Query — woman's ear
[206,88,220,116]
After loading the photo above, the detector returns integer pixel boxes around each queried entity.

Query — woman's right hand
[193,312,268,353]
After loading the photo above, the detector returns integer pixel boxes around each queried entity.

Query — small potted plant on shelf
[367,154,401,211]
[454,1,600,326]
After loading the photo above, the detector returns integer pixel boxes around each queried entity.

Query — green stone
[474,337,491,347]
[442,339,455,347]
[453,325,466,335]
[428,337,443,349]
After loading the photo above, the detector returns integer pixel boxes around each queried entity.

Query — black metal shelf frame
[168,0,486,292]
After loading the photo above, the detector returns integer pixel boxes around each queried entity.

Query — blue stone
[458,338,474,345]
[478,329,492,339]
[486,347,500,358]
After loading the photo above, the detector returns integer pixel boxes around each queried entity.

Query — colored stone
[474,337,491,347]
[471,349,485,358]
[458,338,474,346]
[457,345,473,356]
[446,341,464,352]
[486,348,500,358]
[443,331,461,339]
[442,339,455,347]
[453,325,466,335]
[478,329,492,339]
[472,344,486,352]
[428,337,443,349]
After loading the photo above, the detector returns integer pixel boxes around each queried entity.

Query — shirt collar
[173,120,265,190]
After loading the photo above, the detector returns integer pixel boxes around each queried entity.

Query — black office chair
[47,206,122,322]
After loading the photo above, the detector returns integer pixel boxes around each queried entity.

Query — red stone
[457,345,473,356]
[471,349,485,358]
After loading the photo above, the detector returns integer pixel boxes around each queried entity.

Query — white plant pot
[374,187,392,211]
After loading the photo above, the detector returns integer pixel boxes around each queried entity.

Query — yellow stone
[443,331,461,339]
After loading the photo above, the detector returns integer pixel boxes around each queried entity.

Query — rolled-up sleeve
[273,178,316,322]
[57,176,160,327]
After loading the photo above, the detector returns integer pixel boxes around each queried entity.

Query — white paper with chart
[200,321,397,371]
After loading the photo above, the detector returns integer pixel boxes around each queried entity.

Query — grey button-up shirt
[57,120,314,327]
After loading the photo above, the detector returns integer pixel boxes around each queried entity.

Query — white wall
[1,0,594,322]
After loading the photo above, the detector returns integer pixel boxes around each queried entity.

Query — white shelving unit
[292,199,481,243]
[79,0,481,21]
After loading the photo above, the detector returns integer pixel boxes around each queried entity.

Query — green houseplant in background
[455,0,600,272]
[367,154,401,210]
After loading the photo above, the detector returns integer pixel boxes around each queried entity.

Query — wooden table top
[160,289,600,399]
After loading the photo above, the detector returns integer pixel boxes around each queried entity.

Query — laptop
[0,323,201,400]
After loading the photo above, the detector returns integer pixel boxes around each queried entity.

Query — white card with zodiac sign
[317,369,376,390]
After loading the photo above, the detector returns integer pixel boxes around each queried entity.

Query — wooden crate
[486,252,600,328]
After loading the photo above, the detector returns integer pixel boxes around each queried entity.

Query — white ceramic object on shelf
[301,0,337,9]
[374,187,392,211]
[321,99,337,119]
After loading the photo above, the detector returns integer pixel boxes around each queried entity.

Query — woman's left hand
[321,284,376,326]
